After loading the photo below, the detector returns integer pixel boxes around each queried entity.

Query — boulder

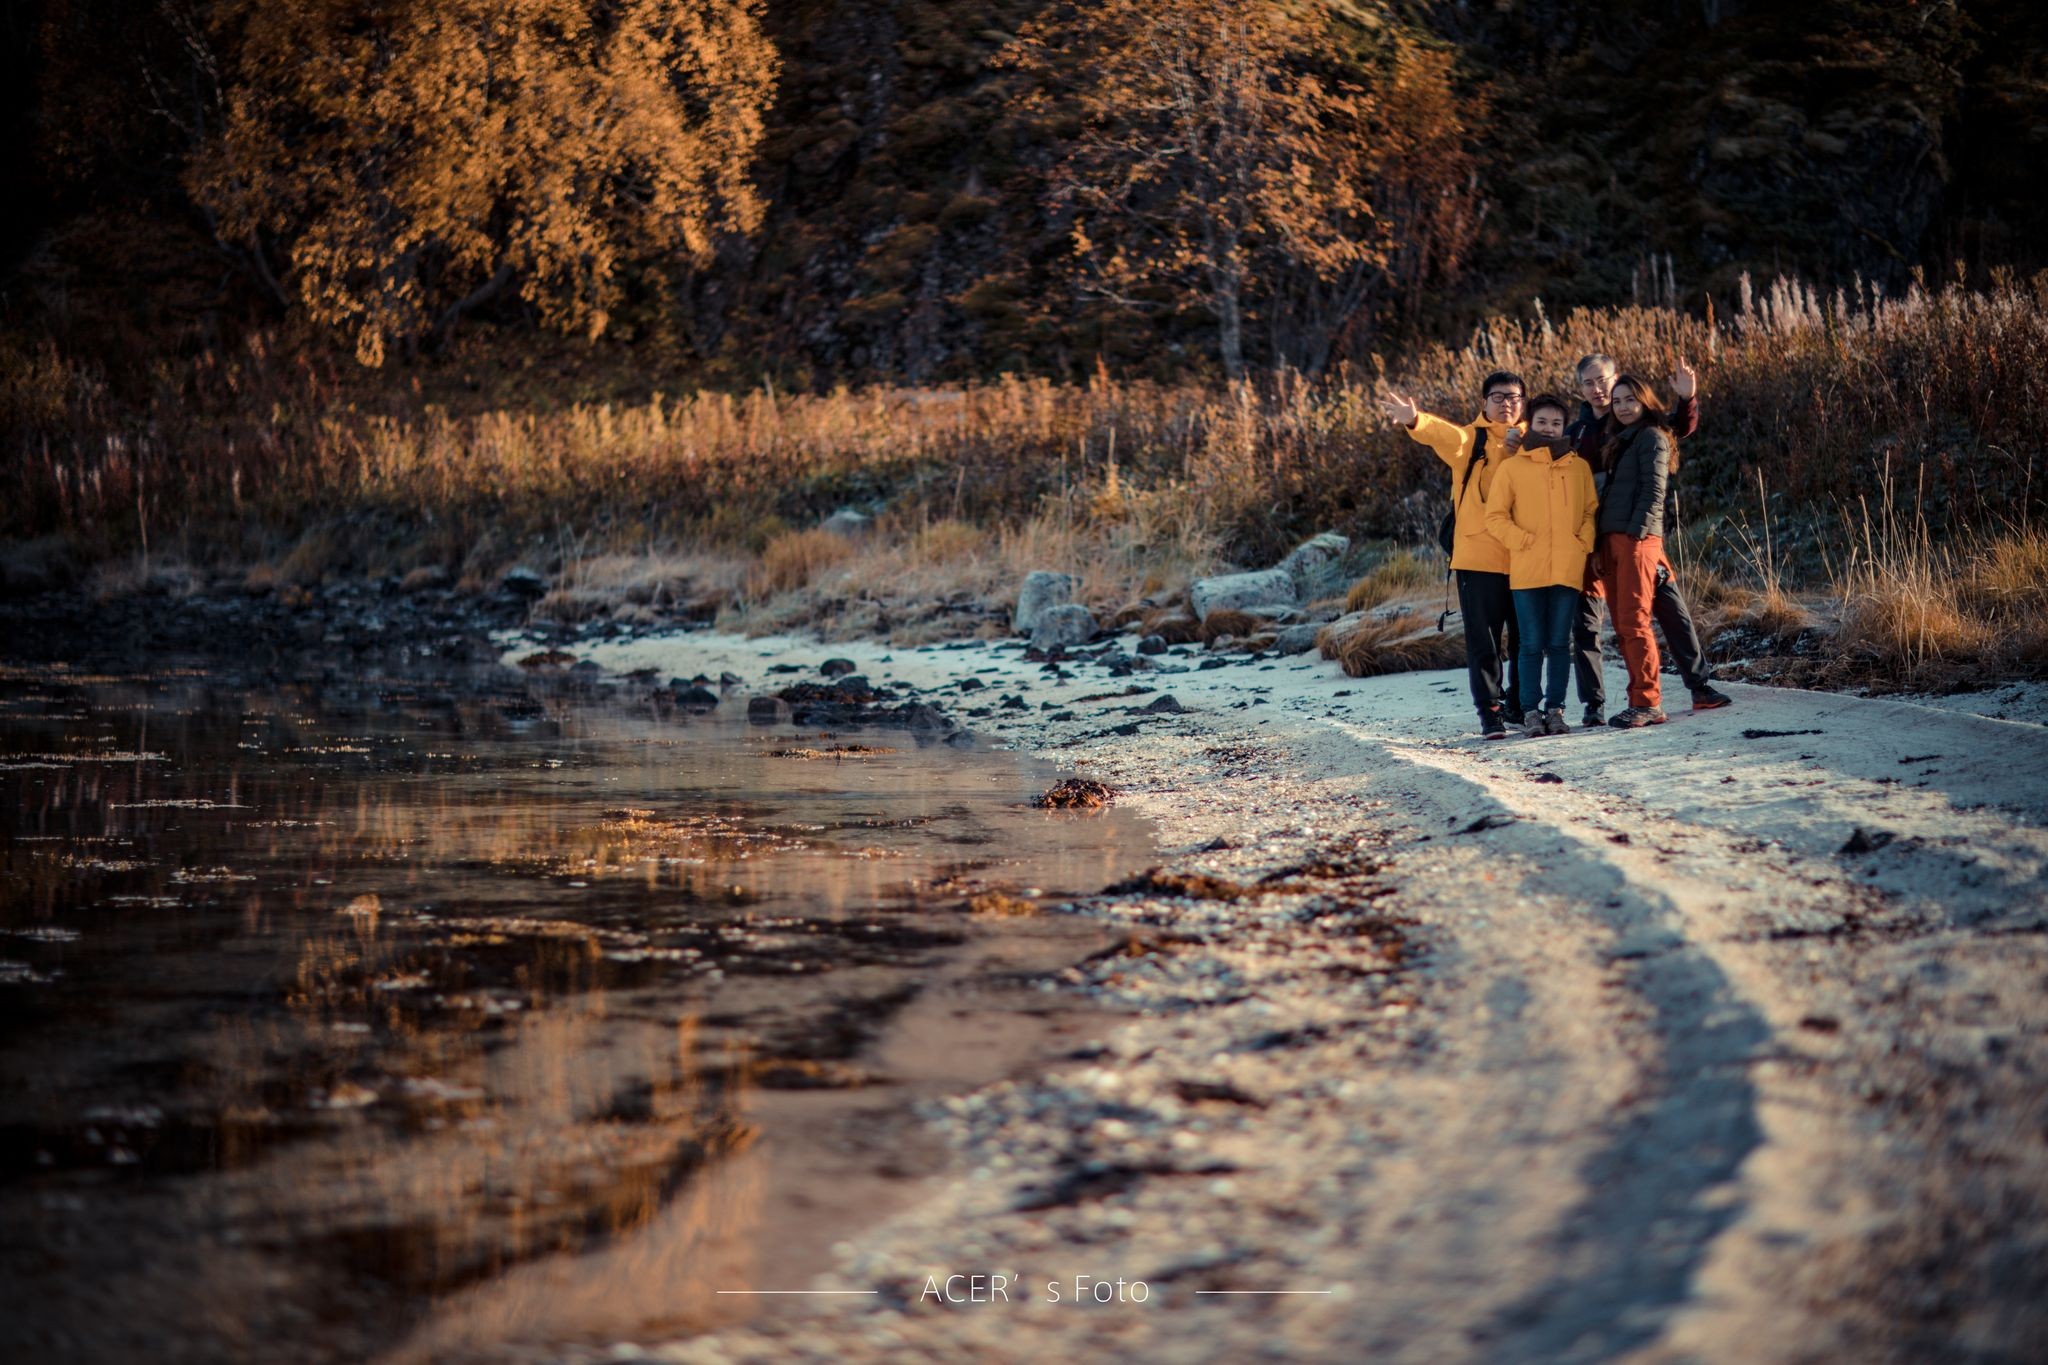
[820,509,872,537]
[820,658,858,678]
[1189,568,1296,622]
[1277,532,1352,600]
[400,564,450,594]
[1272,623,1322,656]
[1012,571,1077,635]
[718,671,743,688]
[1319,610,1371,646]
[672,685,720,708]
[907,703,953,732]
[501,566,550,600]
[0,537,79,598]
[1029,603,1098,651]
[1141,694,1187,714]
[747,697,787,724]
[1136,634,1168,656]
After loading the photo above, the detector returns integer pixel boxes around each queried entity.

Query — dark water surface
[0,661,1149,1363]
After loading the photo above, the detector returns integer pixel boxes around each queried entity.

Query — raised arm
[1408,411,1471,470]
[1668,358,1699,441]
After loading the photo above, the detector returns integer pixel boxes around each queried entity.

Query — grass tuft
[1318,613,1466,678]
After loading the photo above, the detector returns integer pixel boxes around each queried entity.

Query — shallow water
[0,662,1150,1363]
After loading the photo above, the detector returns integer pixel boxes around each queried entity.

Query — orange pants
[1601,532,1663,709]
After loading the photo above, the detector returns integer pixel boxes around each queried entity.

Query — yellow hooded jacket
[1482,437,1599,590]
[1408,412,1521,574]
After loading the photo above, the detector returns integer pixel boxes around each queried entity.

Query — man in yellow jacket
[1380,370,1526,738]
[1483,394,1598,737]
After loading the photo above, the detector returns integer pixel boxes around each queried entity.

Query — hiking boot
[1503,705,1525,727]
[1690,683,1732,710]
[1608,705,1668,729]
[1581,705,1604,729]
[1543,708,1569,735]
[1480,709,1508,739]
[1523,710,1547,738]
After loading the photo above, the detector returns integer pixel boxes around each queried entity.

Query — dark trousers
[1457,569,1521,718]
[1573,560,1711,710]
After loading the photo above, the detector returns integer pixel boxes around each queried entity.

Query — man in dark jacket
[1565,353,1731,726]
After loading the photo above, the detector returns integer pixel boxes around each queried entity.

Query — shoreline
[451,625,2048,1363]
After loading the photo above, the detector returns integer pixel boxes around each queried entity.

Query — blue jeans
[1513,585,1578,713]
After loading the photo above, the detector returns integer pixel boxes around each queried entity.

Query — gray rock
[1189,568,1296,621]
[1277,532,1352,600]
[907,703,953,731]
[1012,571,1077,635]
[820,509,872,537]
[1141,694,1187,714]
[1137,634,1168,655]
[672,685,720,708]
[718,671,743,688]
[820,658,858,678]
[1029,602,1098,651]
[501,566,550,599]
[1273,623,1323,656]
[747,697,787,724]
[400,564,451,594]
[1321,609,1371,642]
[0,536,76,597]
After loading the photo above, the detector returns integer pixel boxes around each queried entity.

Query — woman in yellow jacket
[1483,394,1598,737]
[1380,370,1526,737]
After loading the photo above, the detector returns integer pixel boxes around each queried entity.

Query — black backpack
[1436,429,1487,561]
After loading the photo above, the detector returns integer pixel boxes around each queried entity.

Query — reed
[6,272,2045,683]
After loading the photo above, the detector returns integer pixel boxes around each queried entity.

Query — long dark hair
[1599,373,1670,469]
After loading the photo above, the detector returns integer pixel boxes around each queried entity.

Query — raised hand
[1500,426,1524,451]
[1378,390,1420,429]
[1670,357,1697,399]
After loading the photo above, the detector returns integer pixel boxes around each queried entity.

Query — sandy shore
[484,629,2048,1364]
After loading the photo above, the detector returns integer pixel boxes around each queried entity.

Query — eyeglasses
[1484,390,1525,404]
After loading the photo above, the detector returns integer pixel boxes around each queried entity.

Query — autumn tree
[187,0,778,366]
[1006,0,1376,379]
[1007,3,1481,378]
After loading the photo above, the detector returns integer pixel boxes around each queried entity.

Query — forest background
[5,0,2048,685]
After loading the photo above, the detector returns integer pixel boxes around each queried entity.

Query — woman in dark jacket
[1595,375,1675,728]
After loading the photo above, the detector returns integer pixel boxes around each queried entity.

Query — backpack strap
[1455,428,1487,515]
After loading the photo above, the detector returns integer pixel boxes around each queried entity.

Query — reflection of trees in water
[262,969,755,1306]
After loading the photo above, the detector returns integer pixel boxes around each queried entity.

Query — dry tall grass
[1830,470,2048,690]
[8,274,2047,685]
[13,272,2042,581]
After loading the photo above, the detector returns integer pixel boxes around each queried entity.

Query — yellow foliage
[192,0,779,365]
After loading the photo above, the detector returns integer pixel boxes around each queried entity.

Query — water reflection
[0,663,1147,1362]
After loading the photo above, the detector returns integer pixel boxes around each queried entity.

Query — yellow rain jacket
[1408,412,1522,574]
[1482,437,1599,590]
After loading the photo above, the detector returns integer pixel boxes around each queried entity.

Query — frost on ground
[486,630,2048,1365]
